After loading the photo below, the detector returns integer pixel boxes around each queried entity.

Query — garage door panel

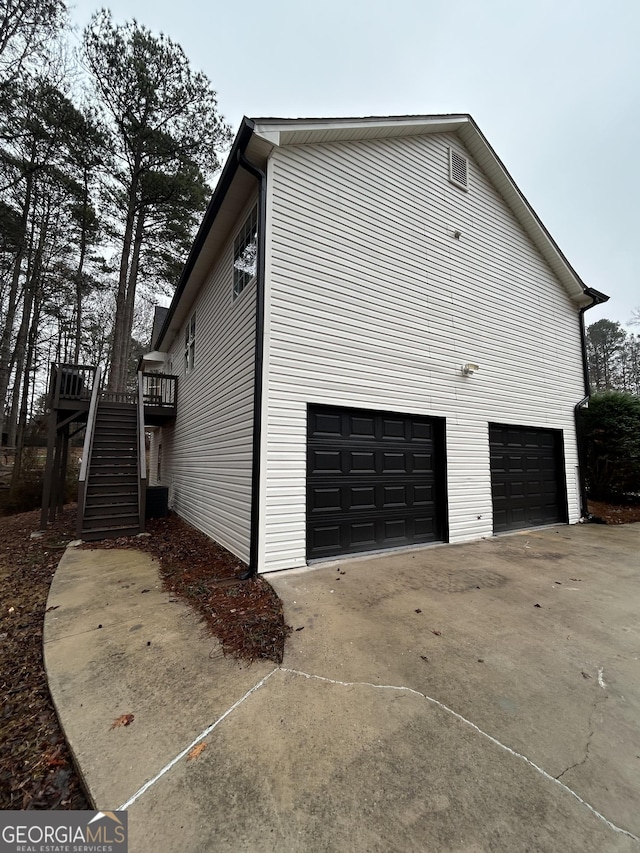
[490,423,567,534]
[309,484,437,518]
[412,452,434,472]
[411,421,432,442]
[309,449,342,474]
[311,411,342,437]
[351,416,376,438]
[312,487,342,512]
[382,484,407,508]
[349,486,376,510]
[381,451,405,472]
[381,418,406,440]
[309,523,341,554]
[308,405,445,559]
[350,451,376,473]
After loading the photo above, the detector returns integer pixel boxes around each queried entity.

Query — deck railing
[100,389,136,404]
[141,372,177,409]
[76,365,102,537]
[51,363,97,407]
[137,371,147,533]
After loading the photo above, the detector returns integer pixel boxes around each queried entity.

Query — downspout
[574,286,609,519]
[236,147,267,579]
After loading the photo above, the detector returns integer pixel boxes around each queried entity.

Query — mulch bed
[0,506,88,810]
[0,506,291,811]
[84,514,292,665]
[588,499,640,525]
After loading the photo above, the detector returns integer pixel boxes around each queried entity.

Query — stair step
[95,420,137,427]
[85,493,138,504]
[90,457,137,465]
[86,486,137,497]
[89,474,138,486]
[92,445,137,452]
[81,525,141,542]
[98,403,136,411]
[84,502,138,518]
[83,503,138,527]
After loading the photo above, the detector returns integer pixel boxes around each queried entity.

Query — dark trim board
[306,404,448,561]
[489,423,568,534]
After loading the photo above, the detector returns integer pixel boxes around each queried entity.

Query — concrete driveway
[45,524,640,852]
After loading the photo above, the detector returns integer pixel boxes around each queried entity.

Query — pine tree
[83,11,231,391]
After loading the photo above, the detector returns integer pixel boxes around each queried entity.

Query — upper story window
[184,313,195,374]
[233,206,258,300]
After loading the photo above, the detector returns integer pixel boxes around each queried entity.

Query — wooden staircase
[80,402,142,540]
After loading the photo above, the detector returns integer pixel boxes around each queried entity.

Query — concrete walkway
[45,525,640,852]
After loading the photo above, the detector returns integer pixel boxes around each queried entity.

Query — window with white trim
[184,313,195,374]
[233,206,258,299]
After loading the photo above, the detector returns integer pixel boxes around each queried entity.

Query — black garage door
[489,424,567,534]
[307,405,446,560]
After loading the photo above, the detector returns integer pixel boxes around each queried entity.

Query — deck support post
[40,411,58,530]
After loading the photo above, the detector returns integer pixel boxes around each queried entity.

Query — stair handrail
[77,364,102,535]
[137,370,147,532]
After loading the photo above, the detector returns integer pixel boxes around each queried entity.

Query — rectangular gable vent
[448,148,469,191]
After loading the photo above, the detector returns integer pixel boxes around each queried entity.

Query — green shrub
[580,391,640,500]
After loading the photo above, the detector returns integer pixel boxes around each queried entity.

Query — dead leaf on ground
[110,713,135,729]
[187,743,207,761]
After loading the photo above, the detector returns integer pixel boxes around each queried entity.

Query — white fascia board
[252,114,468,135]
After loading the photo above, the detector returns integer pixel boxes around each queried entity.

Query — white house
[144,114,607,575]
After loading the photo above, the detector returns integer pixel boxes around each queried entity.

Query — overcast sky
[69,0,639,328]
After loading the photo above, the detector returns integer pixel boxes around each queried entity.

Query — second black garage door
[489,423,567,534]
[307,405,447,560]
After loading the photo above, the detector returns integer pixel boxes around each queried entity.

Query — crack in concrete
[280,667,640,844]
[116,668,279,811]
[556,731,593,781]
[555,692,607,781]
[114,664,639,845]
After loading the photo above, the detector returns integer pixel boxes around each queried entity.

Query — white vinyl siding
[261,133,585,572]
[162,197,258,563]
[148,429,160,486]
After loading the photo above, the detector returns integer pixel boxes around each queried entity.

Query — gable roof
[155,114,607,350]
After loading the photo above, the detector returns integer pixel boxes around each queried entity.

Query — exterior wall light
[461,363,479,376]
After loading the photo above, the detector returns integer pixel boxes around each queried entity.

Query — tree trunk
[0,167,33,444]
[119,208,145,389]
[108,160,141,392]
[7,191,48,447]
[73,166,90,363]
[9,289,42,493]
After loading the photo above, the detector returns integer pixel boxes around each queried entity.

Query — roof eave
[154,117,256,350]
